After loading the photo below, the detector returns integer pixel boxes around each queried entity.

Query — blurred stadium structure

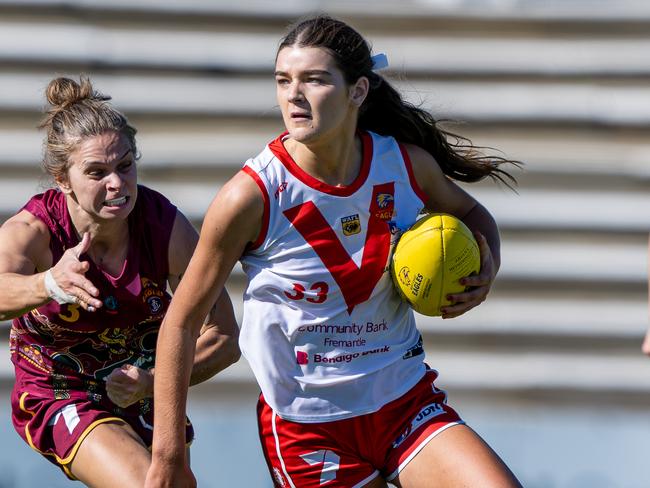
[0,0,649,486]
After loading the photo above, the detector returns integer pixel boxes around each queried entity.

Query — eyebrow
[82,149,133,167]
[274,69,332,77]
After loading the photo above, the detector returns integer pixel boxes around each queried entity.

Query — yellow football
[391,213,481,316]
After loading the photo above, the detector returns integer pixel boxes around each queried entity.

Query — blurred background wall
[0,0,648,486]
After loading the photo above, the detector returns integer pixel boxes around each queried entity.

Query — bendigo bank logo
[341,214,361,236]
[296,351,309,365]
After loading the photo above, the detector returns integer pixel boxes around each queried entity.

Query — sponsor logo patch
[275,182,288,199]
[387,220,399,235]
[272,467,286,487]
[103,295,118,313]
[402,334,424,360]
[296,351,309,365]
[392,402,446,448]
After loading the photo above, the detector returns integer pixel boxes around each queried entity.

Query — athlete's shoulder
[135,184,175,209]
[21,188,65,220]
[244,133,286,173]
[221,168,267,214]
[400,143,444,180]
[1,207,50,241]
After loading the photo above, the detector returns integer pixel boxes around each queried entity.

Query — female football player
[147,15,521,488]
[0,76,240,486]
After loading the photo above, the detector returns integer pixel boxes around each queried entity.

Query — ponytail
[280,14,520,186]
[359,74,519,186]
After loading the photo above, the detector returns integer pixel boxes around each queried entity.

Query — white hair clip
[371,53,389,71]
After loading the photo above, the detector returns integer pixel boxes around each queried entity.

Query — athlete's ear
[55,176,72,195]
[349,76,369,108]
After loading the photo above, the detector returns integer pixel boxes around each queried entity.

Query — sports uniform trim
[352,469,381,488]
[272,410,297,488]
[268,132,373,196]
[398,143,429,206]
[19,391,126,479]
[386,421,465,481]
[241,166,270,250]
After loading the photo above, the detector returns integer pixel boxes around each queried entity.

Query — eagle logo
[377,193,394,209]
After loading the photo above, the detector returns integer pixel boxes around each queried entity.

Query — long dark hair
[278,15,519,186]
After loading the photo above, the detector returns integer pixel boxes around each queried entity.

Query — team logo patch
[141,277,166,317]
[272,467,286,487]
[341,214,361,236]
[147,296,163,314]
[377,193,393,209]
[375,193,394,221]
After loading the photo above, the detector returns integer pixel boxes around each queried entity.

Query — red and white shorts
[257,369,463,487]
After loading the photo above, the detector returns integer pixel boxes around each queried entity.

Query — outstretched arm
[406,143,500,319]
[145,171,263,488]
[0,211,102,320]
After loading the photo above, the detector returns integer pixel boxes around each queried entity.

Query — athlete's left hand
[440,232,496,319]
[105,364,154,407]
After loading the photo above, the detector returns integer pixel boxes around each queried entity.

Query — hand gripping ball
[391,213,481,316]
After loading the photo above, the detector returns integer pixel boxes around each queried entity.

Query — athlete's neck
[285,129,362,187]
[66,200,130,267]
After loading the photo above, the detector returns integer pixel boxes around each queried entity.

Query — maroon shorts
[257,369,463,487]
[11,386,194,480]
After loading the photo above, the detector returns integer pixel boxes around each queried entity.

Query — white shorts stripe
[386,421,465,481]
[352,469,381,488]
[272,410,297,488]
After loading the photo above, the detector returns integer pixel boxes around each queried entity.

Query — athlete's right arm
[145,170,264,488]
[0,212,51,320]
[0,211,101,320]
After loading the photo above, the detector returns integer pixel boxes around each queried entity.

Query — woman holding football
[0,75,240,486]
[147,15,522,488]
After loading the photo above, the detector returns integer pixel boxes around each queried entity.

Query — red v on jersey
[283,182,394,314]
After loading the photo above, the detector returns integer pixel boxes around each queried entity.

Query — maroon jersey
[9,185,177,411]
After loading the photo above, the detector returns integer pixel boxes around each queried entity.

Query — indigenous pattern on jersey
[240,131,429,422]
[10,185,176,422]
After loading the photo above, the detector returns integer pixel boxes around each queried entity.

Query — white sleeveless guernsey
[240,131,429,422]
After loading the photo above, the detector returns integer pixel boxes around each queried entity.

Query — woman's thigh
[69,421,151,488]
[392,424,522,488]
